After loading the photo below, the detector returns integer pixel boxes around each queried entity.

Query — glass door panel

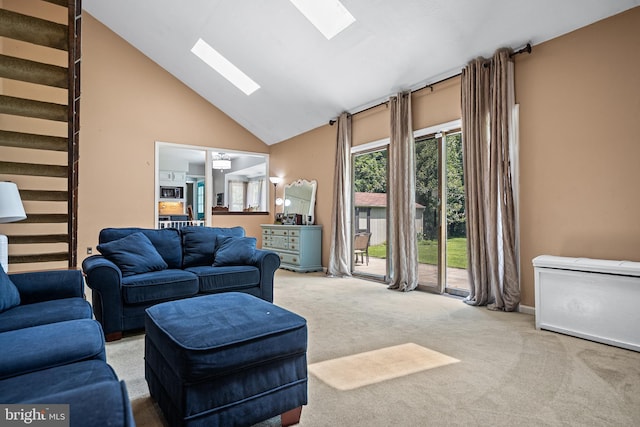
[415,136,441,290]
[444,133,469,295]
[352,148,388,279]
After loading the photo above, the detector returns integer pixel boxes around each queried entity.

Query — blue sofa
[82,226,281,341]
[0,267,135,427]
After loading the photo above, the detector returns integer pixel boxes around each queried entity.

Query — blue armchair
[0,268,92,333]
[0,266,135,427]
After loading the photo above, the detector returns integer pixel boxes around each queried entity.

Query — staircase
[0,0,81,269]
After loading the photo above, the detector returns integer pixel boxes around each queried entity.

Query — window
[228,181,246,211]
[196,181,204,219]
[246,179,264,211]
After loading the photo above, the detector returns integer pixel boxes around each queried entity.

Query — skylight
[191,38,260,96]
[289,0,356,40]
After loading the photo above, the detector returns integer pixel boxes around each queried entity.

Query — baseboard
[518,304,535,315]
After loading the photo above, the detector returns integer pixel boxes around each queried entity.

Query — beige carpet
[104,269,640,426]
[309,343,459,390]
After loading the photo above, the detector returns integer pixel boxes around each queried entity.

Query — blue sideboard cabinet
[261,224,322,273]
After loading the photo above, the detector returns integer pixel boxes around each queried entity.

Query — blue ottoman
[145,292,308,427]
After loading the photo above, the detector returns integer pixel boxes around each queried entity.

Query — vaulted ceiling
[83,1,640,145]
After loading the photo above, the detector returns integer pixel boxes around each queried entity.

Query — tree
[353,150,387,193]
[445,133,466,237]
[415,137,439,239]
[414,133,466,240]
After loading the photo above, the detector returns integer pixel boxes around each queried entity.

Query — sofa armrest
[81,255,125,337]
[9,269,85,304]
[252,249,280,302]
[30,380,135,427]
[0,319,106,381]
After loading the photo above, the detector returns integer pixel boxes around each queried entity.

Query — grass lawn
[368,237,467,269]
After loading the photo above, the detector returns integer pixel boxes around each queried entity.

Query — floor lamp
[0,182,27,272]
[269,176,282,215]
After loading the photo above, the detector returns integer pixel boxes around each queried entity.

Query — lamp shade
[212,159,231,170]
[212,153,231,170]
[0,182,27,223]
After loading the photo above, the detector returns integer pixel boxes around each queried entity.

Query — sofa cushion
[98,232,168,277]
[0,319,106,380]
[99,227,183,269]
[186,265,260,293]
[121,269,199,304]
[182,226,245,268]
[0,266,20,313]
[0,298,92,333]
[214,236,257,267]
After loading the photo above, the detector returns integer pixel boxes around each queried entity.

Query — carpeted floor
[105,269,640,426]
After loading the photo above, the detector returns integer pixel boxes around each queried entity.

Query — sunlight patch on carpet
[308,343,460,391]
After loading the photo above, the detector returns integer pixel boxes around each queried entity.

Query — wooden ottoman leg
[281,406,302,427]
[105,331,123,342]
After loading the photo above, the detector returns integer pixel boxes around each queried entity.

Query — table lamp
[0,182,27,272]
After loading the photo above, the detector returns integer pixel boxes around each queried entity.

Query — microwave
[160,186,183,199]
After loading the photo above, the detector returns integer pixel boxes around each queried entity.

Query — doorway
[352,147,388,281]
[415,131,469,296]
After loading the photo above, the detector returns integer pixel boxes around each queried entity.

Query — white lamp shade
[269,176,282,185]
[0,182,27,223]
[212,153,231,170]
[212,159,231,170]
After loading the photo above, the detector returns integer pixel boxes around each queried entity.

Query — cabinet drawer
[271,236,289,249]
[280,252,300,266]
[264,229,290,237]
[264,236,288,248]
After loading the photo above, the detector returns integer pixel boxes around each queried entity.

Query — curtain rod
[483,42,531,67]
[329,43,532,126]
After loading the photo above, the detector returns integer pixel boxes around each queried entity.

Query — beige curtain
[327,112,352,277]
[461,48,520,311]
[388,92,419,291]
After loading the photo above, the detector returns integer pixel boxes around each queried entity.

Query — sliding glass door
[350,125,467,295]
[415,131,469,295]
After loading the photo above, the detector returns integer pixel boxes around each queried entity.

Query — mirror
[156,142,269,227]
[283,179,317,225]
